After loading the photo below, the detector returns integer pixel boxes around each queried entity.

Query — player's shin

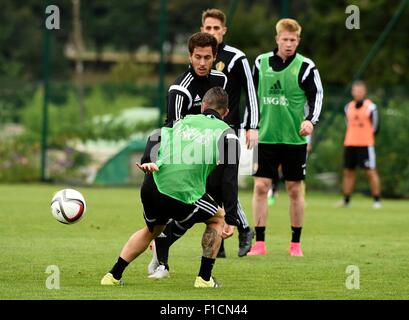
[155,220,188,268]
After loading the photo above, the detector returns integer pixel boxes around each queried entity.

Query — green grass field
[1,184,408,300]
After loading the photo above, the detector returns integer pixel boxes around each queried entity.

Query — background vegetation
[1,0,409,197]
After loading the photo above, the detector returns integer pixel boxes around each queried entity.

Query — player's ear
[223,26,227,35]
[201,100,209,113]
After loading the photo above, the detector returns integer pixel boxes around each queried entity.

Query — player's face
[201,17,226,44]
[275,31,300,59]
[189,46,215,77]
[352,84,367,101]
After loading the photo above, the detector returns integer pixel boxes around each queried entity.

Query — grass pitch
[1,183,408,300]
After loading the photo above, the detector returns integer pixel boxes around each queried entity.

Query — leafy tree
[298,0,409,85]
[0,0,71,80]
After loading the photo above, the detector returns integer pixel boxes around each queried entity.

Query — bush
[376,100,409,197]
[20,85,156,146]
[0,133,92,183]
[109,61,154,84]
[0,136,40,182]
[1,83,158,182]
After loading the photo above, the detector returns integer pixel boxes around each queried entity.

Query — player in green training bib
[101,87,240,288]
[257,52,307,145]
[247,18,323,257]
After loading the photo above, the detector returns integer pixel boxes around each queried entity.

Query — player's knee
[214,208,225,224]
[152,225,165,239]
[287,183,302,200]
[206,207,225,227]
[345,169,355,177]
[254,181,270,195]
[366,169,377,177]
[206,220,224,239]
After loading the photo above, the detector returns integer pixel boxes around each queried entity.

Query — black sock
[373,195,381,202]
[255,226,265,242]
[291,226,302,243]
[344,194,351,204]
[155,223,172,268]
[272,183,279,194]
[109,257,129,280]
[238,226,250,234]
[155,220,187,269]
[198,256,215,281]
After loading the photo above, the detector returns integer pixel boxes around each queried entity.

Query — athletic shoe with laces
[246,241,267,256]
[147,241,160,275]
[289,242,304,256]
[373,201,381,209]
[100,273,124,286]
[148,265,170,279]
[194,276,219,288]
[238,228,255,257]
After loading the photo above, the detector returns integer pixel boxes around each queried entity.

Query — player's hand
[246,129,259,149]
[299,120,314,137]
[136,162,159,173]
[222,224,235,239]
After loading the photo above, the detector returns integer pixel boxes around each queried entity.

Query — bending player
[100,87,238,288]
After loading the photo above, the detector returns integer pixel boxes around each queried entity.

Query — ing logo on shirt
[261,96,289,107]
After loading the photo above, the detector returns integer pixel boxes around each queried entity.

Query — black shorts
[344,146,376,169]
[253,143,307,181]
[140,174,219,232]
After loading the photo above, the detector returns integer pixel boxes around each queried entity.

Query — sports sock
[272,183,279,195]
[344,194,351,205]
[198,256,215,281]
[373,195,381,202]
[155,220,187,267]
[291,226,302,243]
[255,226,265,242]
[109,257,129,280]
[237,225,250,234]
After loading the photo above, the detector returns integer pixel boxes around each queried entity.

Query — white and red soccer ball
[50,189,87,224]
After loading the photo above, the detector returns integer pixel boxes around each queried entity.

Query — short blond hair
[202,8,226,26]
[276,18,302,37]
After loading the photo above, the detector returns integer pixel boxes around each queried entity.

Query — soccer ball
[50,189,87,224]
